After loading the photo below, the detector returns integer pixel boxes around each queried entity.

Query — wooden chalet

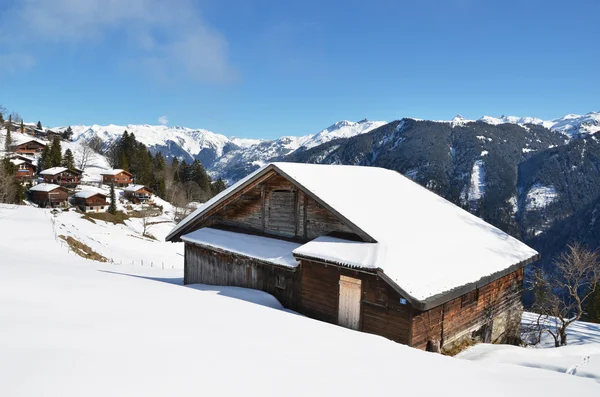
[15,140,46,155]
[124,185,152,203]
[10,159,37,180]
[40,167,82,188]
[101,169,133,187]
[29,183,68,208]
[72,191,109,213]
[167,163,539,353]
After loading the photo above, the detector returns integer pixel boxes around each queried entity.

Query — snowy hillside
[1,204,599,396]
[480,111,600,138]
[459,312,600,383]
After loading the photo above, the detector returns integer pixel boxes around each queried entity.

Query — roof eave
[294,251,540,311]
[406,253,540,311]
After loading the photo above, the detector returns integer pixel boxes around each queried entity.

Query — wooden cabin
[101,169,133,187]
[124,185,152,203]
[72,191,109,213]
[15,140,46,155]
[167,163,539,353]
[40,167,82,187]
[29,183,68,208]
[10,159,37,180]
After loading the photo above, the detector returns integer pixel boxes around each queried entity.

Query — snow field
[0,205,599,396]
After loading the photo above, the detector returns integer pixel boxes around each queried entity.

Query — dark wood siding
[299,259,411,344]
[184,243,301,311]
[205,174,358,242]
[411,268,524,351]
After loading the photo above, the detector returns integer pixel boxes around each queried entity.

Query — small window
[275,275,286,290]
[461,289,479,308]
[376,287,388,305]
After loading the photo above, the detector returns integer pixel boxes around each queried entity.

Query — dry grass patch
[59,235,108,262]
[84,211,130,225]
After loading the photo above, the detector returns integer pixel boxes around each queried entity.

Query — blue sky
[0,0,598,139]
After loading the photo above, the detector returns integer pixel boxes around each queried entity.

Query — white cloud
[158,115,168,125]
[0,0,237,84]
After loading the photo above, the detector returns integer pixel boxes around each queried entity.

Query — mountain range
[56,110,600,264]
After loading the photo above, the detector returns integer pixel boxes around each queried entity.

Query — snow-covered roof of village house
[29,183,63,192]
[39,167,68,175]
[181,227,301,268]
[124,184,148,192]
[73,190,106,199]
[10,159,26,166]
[169,163,538,305]
[100,169,131,176]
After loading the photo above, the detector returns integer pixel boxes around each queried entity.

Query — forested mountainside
[282,119,600,264]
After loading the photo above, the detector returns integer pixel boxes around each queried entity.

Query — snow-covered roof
[17,139,46,146]
[100,169,131,176]
[124,184,148,192]
[73,190,106,199]
[169,163,538,306]
[10,159,26,166]
[181,228,301,268]
[40,167,68,175]
[29,183,63,192]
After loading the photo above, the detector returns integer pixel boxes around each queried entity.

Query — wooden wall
[184,243,301,311]
[31,189,68,207]
[206,174,357,242]
[299,260,411,344]
[411,268,524,351]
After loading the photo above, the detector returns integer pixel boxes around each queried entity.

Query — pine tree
[36,121,42,130]
[20,120,24,134]
[211,178,227,196]
[39,146,51,170]
[49,137,62,167]
[62,126,73,141]
[108,183,117,214]
[62,149,75,169]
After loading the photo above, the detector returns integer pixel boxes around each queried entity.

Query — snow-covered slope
[459,312,600,383]
[1,205,598,396]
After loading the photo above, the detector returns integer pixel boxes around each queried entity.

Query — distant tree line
[104,131,227,206]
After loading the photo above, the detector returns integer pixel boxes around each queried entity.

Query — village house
[166,163,539,353]
[124,185,152,203]
[40,167,82,188]
[101,169,134,187]
[29,183,69,208]
[71,191,109,213]
[10,159,37,180]
[15,140,46,155]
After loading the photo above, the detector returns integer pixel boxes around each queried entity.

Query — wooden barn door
[338,275,362,330]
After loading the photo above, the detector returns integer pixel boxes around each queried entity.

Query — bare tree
[530,243,600,346]
[10,112,22,123]
[139,206,155,238]
[0,161,18,204]
[0,105,6,120]
[78,141,94,170]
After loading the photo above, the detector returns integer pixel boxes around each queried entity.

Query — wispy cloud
[0,0,237,84]
[158,115,168,125]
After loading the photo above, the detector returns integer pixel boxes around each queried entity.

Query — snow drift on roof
[10,159,25,166]
[124,184,147,192]
[169,163,538,302]
[39,167,68,175]
[29,183,63,192]
[100,169,129,176]
[73,191,106,199]
[181,228,301,268]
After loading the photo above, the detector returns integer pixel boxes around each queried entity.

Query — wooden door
[338,275,362,330]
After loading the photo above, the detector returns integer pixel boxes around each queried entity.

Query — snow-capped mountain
[58,124,235,166]
[479,111,600,138]
[57,119,386,179]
